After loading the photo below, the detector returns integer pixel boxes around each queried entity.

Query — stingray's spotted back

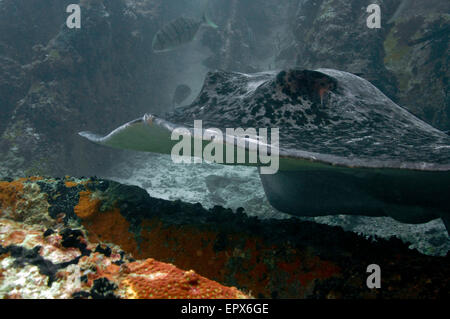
[167,68,450,170]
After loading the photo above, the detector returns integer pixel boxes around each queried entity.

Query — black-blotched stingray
[79,69,450,234]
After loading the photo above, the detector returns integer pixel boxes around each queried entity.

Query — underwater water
[0,0,449,301]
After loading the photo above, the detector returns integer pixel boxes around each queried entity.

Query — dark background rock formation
[0,0,448,178]
[0,0,163,177]
[0,0,204,177]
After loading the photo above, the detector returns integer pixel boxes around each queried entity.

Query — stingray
[79,68,450,234]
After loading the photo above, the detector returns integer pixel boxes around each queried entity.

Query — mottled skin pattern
[166,68,450,230]
[167,69,450,169]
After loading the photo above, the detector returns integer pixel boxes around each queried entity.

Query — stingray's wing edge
[78,114,264,164]
[79,115,179,154]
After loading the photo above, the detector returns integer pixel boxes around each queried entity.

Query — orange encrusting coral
[120,258,247,299]
[77,253,122,286]
[136,223,264,294]
[74,199,137,254]
[65,181,79,188]
[0,217,249,299]
[0,178,342,298]
[137,220,230,278]
[74,191,102,219]
[277,256,341,286]
[6,230,26,245]
[0,180,25,217]
[147,224,339,297]
[88,217,341,298]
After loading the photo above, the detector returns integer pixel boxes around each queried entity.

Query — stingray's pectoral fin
[79,114,279,173]
[79,115,177,154]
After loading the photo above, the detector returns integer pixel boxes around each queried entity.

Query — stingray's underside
[79,68,450,233]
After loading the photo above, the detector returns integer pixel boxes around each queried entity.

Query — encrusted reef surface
[0,178,248,299]
[0,177,448,299]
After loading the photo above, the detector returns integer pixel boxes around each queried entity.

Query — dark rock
[0,0,166,178]
[95,244,112,257]
[384,7,450,130]
[90,278,118,299]
[37,179,82,222]
[72,291,91,299]
[43,229,55,237]
[6,245,60,286]
[0,56,29,136]
[60,228,91,256]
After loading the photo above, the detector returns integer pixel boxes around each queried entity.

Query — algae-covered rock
[266,0,449,130]
[0,57,28,137]
[0,0,164,178]
[0,177,249,299]
[0,177,449,299]
[288,0,401,99]
[384,12,450,130]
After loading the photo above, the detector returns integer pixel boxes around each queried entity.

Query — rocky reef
[0,177,249,299]
[0,177,448,299]
[0,0,166,178]
[383,2,449,129]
